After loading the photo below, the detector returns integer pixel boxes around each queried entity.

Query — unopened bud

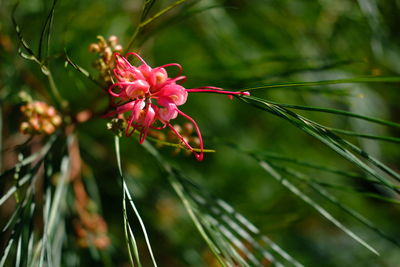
[42,121,56,134]
[47,106,56,117]
[52,115,62,126]
[18,91,32,103]
[96,36,107,49]
[173,124,182,133]
[94,236,110,250]
[107,118,126,137]
[114,44,123,52]
[191,137,200,146]
[19,122,30,134]
[108,35,118,46]
[103,47,113,62]
[29,117,40,130]
[183,122,193,134]
[88,43,100,53]
[34,102,46,115]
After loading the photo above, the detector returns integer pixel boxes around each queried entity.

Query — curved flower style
[107,52,249,161]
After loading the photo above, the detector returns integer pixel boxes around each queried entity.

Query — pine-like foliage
[1,0,400,266]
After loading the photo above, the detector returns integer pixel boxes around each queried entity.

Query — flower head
[106,52,249,160]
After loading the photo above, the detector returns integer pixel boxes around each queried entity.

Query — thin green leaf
[123,182,158,267]
[114,137,158,267]
[241,76,400,92]
[141,0,157,21]
[0,236,14,267]
[12,6,67,109]
[267,161,400,248]
[257,160,379,256]
[115,136,139,267]
[12,4,36,57]
[123,190,141,267]
[64,51,105,88]
[33,154,69,266]
[2,205,22,233]
[27,206,36,266]
[257,151,400,188]
[126,0,189,51]
[326,128,400,144]
[342,139,400,183]
[0,167,38,206]
[168,175,228,266]
[0,188,35,266]
[141,0,190,28]
[0,107,2,172]
[141,141,302,266]
[271,171,400,205]
[0,134,57,181]
[240,95,400,193]
[186,178,301,267]
[257,98,400,129]
[38,0,58,60]
[16,234,22,267]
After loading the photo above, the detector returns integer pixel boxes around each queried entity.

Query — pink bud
[47,106,56,117]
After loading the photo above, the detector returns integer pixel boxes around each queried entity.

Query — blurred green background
[1,0,400,266]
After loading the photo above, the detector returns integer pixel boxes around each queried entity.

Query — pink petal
[125,80,150,98]
[131,99,145,121]
[150,67,168,88]
[158,98,178,121]
[157,84,188,106]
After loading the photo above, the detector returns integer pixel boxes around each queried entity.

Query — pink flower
[106,52,249,161]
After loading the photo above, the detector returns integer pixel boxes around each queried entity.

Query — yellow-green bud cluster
[89,35,123,83]
[106,118,126,137]
[19,101,62,135]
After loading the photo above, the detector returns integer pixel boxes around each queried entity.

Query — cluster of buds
[19,101,62,135]
[106,117,126,137]
[149,123,200,156]
[89,35,123,83]
[73,207,110,249]
[106,52,249,160]
[169,123,201,155]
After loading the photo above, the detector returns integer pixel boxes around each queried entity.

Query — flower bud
[29,117,41,131]
[34,102,46,115]
[114,44,123,52]
[42,121,56,134]
[47,106,56,117]
[19,122,30,134]
[108,35,118,46]
[183,122,194,134]
[88,43,100,53]
[52,115,62,126]
[103,47,113,63]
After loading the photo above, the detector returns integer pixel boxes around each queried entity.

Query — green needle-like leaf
[258,160,379,256]
[115,137,158,267]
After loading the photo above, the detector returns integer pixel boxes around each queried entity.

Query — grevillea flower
[106,52,249,160]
